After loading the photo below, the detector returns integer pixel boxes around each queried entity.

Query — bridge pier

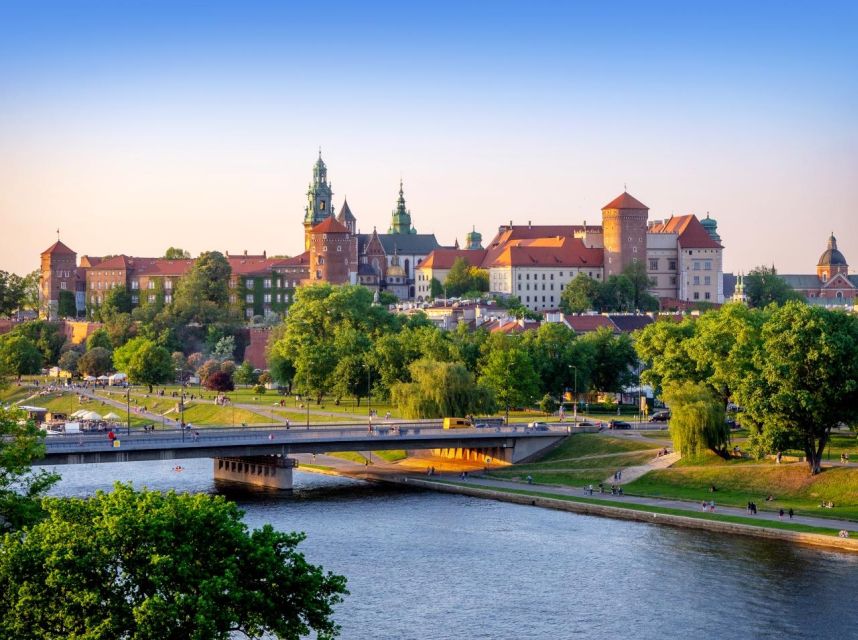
[213,456,297,490]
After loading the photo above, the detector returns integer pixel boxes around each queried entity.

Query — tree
[163,246,191,259]
[0,407,59,531]
[78,347,113,377]
[560,273,601,313]
[622,261,659,311]
[11,320,65,365]
[205,370,235,392]
[0,484,347,639]
[197,358,223,385]
[539,393,559,415]
[212,335,236,361]
[102,312,136,348]
[86,327,113,352]
[171,251,233,324]
[0,271,26,318]
[596,275,635,312]
[429,277,443,299]
[478,335,539,422]
[57,290,77,318]
[635,317,699,395]
[57,349,81,375]
[234,361,258,387]
[112,337,173,392]
[99,285,133,319]
[391,359,495,418]
[332,354,371,405]
[663,381,729,458]
[0,335,43,378]
[743,265,803,308]
[735,302,858,474]
[579,327,637,393]
[443,259,489,297]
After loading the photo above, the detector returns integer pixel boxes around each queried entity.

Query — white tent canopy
[84,375,97,382]
[103,412,121,421]
[109,373,127,384]
[80,411,102,421]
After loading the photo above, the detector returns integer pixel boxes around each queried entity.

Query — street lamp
[366,363,372,417]
[126,385,131,436]
[569,365,578,423]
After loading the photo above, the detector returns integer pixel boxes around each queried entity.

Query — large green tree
[392,359,495,419]
[559,273,601,314]
[0,407,59,531]
[443,258,488,297]
[743,265,803,308]
[163,246,191,259]
[86,327,114,352]
[0,271,26,318]
[11,320,65,365]
[0,484,347,639]
[78,347,113,377]
[478,334,539,422]
[0,335,43,378]
[171,251,233,324]
[735,302,858,474]
[579,327,637,393]
[663,381,729,458]
[57,290,77,318]
[112,337,173,391]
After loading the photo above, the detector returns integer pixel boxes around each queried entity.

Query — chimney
[244,250,248,256]
[528,220,532,228]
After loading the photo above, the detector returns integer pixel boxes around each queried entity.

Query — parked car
[576,421,595,427]
[527,421,550,431]
[650,411,670,423]
[610,420,632,430]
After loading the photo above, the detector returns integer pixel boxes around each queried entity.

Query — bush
[253,384,266,395]
[204,370,234,392]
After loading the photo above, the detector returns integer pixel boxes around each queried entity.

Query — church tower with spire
[388,180,417,235]
[303,150,334,250]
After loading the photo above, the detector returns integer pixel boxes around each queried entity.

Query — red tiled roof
[421,249,487,270]
[273,251,310,267]
[649,214,722,249]
[42,240,76,256]
[89,255,132,270]
[563,315,619,333]
[135,259,195,277]
[489,237,603,268]
[228,256,280,276]
[311,217,350,234]
[602,192,648,210]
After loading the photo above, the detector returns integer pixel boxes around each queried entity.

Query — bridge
[37,422,577,489]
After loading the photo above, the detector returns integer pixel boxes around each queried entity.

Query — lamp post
[569,365,578,423]
[366,363,372,417]
[126,385,131,436]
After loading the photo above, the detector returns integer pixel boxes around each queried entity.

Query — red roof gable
[563,315,619,333]
[42,240,76,256]
[650,214,721,249]
[311,217,350,234]
[490,237,603,268]
[602,192,648,210]
[135,259,195,277]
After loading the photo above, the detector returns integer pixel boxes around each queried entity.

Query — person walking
[788,508,794,520]
[779,508,785,520]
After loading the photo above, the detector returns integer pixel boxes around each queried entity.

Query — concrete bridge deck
[36,423,580,466]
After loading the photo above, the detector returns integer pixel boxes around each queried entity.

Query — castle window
[246,279,253,288]
[693,292,700,300]
[164,280,172,290]
[323,246,328,252]
[669,260,677,270]
[705,292,711,300]
[337,246,342,252]
[693,261,700,270]
[264,279,272,288]
[320,201,325,210]
[148,294,156,303]
[132,295,139,304]
[264,294,271,303]
[704,276,711,285]
[693,276,700,285]
[246,294,254,303]
[60,282,67,290]
[164,294,172,304]
[649,259,658,270]
[704,260,712,271]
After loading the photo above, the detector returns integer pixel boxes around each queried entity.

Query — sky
[1,1,856,276]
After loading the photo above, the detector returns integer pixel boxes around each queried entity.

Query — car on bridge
[650,411,670,423]
[443,417,472,429]
[609,420,632,430]
[527,421,550,431]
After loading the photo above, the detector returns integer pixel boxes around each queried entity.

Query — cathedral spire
[388,179,416,235]
[304,151,334,250]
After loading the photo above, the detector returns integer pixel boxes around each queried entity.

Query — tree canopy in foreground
[0,483,348,640]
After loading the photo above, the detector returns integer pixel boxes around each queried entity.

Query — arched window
[404,259,410,276]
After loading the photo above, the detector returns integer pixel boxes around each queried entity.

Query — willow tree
[663,381,729,459]
[392,359,495,419]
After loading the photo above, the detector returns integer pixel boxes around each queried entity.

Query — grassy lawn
[180,403,268,426]
[436,481,843,536]
[540,434,655,462]
[624,463,858,521]
[0,384,38,404]
[486,434,659,488]
[329,451,369,464]
[373,450,408,462]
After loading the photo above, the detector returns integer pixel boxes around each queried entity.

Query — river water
[49,459,858,640]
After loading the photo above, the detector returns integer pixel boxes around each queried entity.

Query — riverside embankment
[295,455,858,554]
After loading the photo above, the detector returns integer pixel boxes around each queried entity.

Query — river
[49,459,858,639]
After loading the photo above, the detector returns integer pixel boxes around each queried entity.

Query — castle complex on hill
[35,151,794,319]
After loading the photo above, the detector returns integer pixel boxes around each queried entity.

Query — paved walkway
[299,453,858,534]
[607,451,681,485]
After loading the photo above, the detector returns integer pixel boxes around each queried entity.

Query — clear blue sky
[2,1,856,275]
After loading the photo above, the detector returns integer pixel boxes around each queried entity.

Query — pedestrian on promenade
[779,509,785,520]
[788,508,794,519]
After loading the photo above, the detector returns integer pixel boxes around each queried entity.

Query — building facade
[781,234,857,304]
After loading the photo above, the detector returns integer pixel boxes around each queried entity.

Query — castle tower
[336,198,357,235]
[601,191,649,277]
[816,232,848,282]
[303,150,334,250]
[39,237,77,320]
[388,180,416,235]
[701,213,721,243]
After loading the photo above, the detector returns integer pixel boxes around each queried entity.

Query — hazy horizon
[2,1,856,277]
